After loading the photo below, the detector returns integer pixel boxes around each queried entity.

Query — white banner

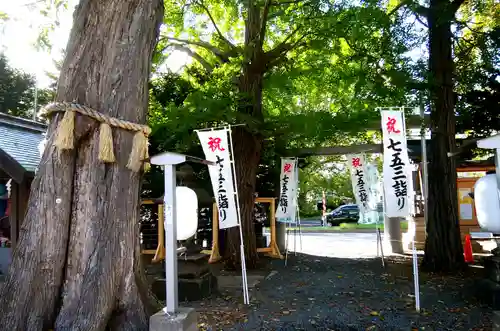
[197,129,239,229]
[381,110,411,217]
[276,158,297,223]
[366,164,380,211]
[347,154,369,215]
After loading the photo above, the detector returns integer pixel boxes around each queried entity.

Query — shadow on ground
[190,254,492,331]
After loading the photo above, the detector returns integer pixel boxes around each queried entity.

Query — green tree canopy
[153,0,421,267]
[0,54,36,118]
[0,53,55,119]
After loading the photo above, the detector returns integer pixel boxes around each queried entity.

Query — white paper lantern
[474,174,500,233]
[176,186,199,240]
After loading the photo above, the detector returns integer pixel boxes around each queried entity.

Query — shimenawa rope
[40,102,151,172]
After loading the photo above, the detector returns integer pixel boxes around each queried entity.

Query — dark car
[326,204,359,226]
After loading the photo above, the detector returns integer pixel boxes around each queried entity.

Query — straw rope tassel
[142,139,151,172]
[54,110,75,150]
[127,131,148,172]
[98,123,116,163]
[42,102,152,172]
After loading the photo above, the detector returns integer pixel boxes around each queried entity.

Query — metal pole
[412,232,421,312]
[227,126,249,304]
[295,162,302,250]
[163,164,178,313]
[296,204,303,251]
[378,228,385,268]
[293,221,297,256]
[284,227,290,266]
[419,99,429,227]
[322,190,326,226]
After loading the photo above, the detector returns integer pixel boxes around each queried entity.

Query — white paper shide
[197,129,239,229]
[347,154,369,214]
[276,158,297,223]
[381,110,411,217]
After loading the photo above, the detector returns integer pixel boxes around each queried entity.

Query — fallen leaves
[198,308,248,330]
[191,255,492,330]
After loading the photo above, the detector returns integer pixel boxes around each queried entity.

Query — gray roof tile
[0,114,47,173]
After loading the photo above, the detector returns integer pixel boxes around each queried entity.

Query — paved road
[267,232,386,259]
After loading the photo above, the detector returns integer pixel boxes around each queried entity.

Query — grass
[267,221,409,232]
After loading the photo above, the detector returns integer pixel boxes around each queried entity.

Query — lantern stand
[149,152,214,331]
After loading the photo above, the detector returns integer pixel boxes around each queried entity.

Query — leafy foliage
[298,156,354,216]
[454,11,500,136]
[456,69,500,137]
[22,0,500,270]
[0,53,54,119]
[155,0,420,166]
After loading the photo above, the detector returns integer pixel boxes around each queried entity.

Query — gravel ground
[193,254,492,331]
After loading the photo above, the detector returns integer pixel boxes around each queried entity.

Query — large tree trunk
[223,2,264,269]
[223,69,263,269]
[422,0,465,272]
[224,126,261,269]
[0,1,164,330]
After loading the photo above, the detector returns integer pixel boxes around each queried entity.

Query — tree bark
[0,1,164,330]
[422,0,465,272]
[222,1,265,269]
[224,126,261,269]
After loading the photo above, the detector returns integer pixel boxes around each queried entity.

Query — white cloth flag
[366,164,381,211]
[381,110,411,217]
[276,158,297,223]
[347,154,369,215]
[197,129,239,229]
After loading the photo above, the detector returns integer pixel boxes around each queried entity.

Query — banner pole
[296,203,303,251]
[284,227,290,266]
[294,159,301,253]
[293,185,297,256]
[411,220,421,312]
[322,190,326,226]
[293,221,297,256]
[378,228,385,268]
[402,109,420,311]
[227,126,249,304]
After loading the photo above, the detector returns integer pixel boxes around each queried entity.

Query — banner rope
[40,102,151,172]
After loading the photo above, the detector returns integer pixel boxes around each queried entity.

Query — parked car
[326,204,359,226]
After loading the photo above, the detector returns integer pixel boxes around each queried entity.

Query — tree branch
[389,0,429,18]
[259,0,273,49]
[414,13,428,28]
[270,0,308,6]
[167,44,214,73]
[161,36,231,63]
[195,0,237,50]
[264,25,302,61]
[265,35,309,70]
[388,1,408,16]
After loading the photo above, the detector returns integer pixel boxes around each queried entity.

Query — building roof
[0,113,47,174]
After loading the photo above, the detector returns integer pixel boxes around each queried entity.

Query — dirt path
[191,255,492,330]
